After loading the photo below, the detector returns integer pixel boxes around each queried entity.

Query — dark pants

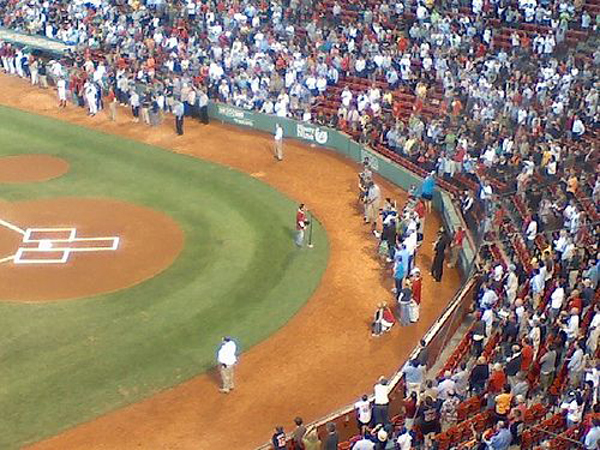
[176,116,184,135]
[431,252,445,282]
[372,404,389,426]
[200,105,209,124]
[394,277,403,293]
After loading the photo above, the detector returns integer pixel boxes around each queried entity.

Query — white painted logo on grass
[0,219,119,265]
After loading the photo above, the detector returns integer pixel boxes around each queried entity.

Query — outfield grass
[0,106,329,449]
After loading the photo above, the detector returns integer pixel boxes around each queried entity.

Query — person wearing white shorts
[57,78,67,108]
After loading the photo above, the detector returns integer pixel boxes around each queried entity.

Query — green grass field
[0,106,329,449]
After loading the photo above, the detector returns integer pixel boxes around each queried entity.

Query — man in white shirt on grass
[217,336,238,393]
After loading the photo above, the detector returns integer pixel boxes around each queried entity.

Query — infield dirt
[0,197,184,302]
[0,73,461,450]
[0,154,68,183]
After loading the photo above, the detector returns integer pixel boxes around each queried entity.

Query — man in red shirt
[448,226,465,268]
[295,204,308,247]
[488,364,506,395]
[520,338,534,373]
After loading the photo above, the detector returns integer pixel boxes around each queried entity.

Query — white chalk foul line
[0,219,25,235]
[0,255,15,264]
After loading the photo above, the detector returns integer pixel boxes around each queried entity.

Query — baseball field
[0,73,460,450]
[0,105,328,449]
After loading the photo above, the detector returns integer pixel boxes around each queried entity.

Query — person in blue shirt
[584,418,600,450]
[484,421,512,450]
[396,243,411,275]
[271,426,287,450]
[420,171,436,213]
[393,257,405,295]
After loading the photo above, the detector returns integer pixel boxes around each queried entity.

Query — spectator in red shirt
[520,338,534,373]
[448,226,465,268]
[567,290,582,312]
[410,268,422,323]
[295,204,308,247]
[488,363,507,395]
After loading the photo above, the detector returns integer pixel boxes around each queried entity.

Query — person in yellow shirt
[541,146,553,167]
[494,385,513,422]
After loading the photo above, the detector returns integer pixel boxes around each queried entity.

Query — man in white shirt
[564,308,580,342]
[547,279,563,314]
[354,394,372,434]
[505,264,518,303]
[572,116,585,140]
[352,437,375,450]
[274,123,283,161]
[217,336,237,393]
[57,77,67,108]
[341,86,353,107]
[84,81,98,116]
[373,377,390,425]
[480,285,499,308]
[567,341,584,388]
[365,181,381,231]
[396,427,412,450]
[525,216,538,245]
[437,371,456,400]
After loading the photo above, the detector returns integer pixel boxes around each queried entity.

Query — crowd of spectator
[0,0,598,449]
[334,245,599,449]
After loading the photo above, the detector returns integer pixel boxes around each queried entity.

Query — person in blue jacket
[420,171,436,213]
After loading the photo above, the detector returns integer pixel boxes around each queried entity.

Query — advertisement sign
[296,123,329,145]
[216,105,254,128]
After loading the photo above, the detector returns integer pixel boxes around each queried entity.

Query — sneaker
[373,231,381,238]
[219,388,230,394]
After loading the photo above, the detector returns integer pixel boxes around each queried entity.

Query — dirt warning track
[0,73,460,450]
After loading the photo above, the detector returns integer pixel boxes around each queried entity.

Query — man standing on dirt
[217,336,237,393]
[57,77,67,108]
[365,181,381,232]
[274,123,283,160]
[174,100,185,136]
[198,88,209,124]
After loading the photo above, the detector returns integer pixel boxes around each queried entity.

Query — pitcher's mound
[0,198,184,302]
[0,154,69,183]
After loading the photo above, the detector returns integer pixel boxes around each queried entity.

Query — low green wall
[0,27,73,56]
[209,102,475,277]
